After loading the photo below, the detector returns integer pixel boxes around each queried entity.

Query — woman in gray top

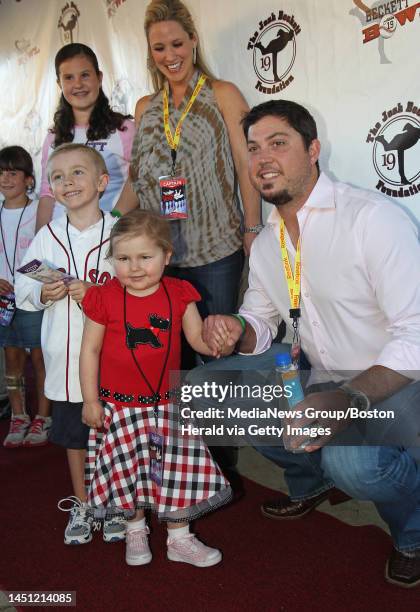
[118,0,261,328]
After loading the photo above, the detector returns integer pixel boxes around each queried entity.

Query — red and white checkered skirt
[85,403,232,522]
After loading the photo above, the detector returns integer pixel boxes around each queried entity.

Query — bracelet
[231,313,246,334]
[244,224,264,234]
[111,209,122,218]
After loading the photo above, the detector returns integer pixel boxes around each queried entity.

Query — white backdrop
[0,0,419,224]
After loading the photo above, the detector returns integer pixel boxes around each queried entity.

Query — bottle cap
[275,353,292,367]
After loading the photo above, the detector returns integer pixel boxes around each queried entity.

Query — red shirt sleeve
[82,285,108,325]
[177,279,201,316]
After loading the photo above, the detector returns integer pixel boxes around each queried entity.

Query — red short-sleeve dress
[82,276,231,522]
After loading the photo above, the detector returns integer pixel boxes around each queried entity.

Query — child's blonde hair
[47,143,108,179]
[108,209,173,257]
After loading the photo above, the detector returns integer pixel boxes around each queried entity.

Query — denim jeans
[192,343,420,552]
[190,343,333,498]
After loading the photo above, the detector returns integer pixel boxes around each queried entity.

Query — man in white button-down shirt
[199,100,420,588]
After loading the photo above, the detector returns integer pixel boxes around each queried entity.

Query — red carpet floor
[0,420,418,612]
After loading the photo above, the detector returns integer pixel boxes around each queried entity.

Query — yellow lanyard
[279,218,301,317]
[162,73,207,152]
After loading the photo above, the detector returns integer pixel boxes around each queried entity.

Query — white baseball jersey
[15,213,116,402]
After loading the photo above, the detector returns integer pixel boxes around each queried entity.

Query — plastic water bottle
[276,352,308,452]
[275,353,304,407]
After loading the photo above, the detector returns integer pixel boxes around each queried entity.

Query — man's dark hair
[242,100,319,171]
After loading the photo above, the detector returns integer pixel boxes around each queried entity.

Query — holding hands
[202,315,243,357]
[68,280,93,304]
[40,280,68,304]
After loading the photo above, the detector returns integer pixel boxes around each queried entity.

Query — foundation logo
[104,0,127,18]
[58,2,80,45]
[15,38,40,65]
[350,0,420,64]
[247,10,301,95]
[366,101,420,198]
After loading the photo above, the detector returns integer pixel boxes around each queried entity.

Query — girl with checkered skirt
[80,210,232,567]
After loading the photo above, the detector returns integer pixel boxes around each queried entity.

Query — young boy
[15,143,125,545]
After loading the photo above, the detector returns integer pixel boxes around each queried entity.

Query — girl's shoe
[23,415,52,447]
[3,414,31,448]
[125,526,152,565]
[167,533,222,567]
[103,515,127,543]
[58,496,94,545]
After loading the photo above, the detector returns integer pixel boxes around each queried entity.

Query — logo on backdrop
[104,0,127,18]
[111,78,134,114]
[350,0,420,64]
[58,2,81,45]
[15,38,40,65]
[366,101,420,197]
[247,10,301,95]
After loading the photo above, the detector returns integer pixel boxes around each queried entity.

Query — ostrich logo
[371,113,420,190]
[58,2,81,45]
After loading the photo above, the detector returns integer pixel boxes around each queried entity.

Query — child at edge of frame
[80,208,232,567]
[0,146,50,448]
[14,142,123,545]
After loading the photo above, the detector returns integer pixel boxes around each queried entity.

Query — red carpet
[0,421,418,612]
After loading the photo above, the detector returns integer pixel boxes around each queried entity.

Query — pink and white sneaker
[23,415,52,447]
[126,526,152,566]
[3,414,31,448]
[167,533,222,567]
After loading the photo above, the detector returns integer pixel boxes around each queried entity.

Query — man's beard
[262,187,293,207]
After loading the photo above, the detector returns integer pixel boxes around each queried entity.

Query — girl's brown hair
[144,0,216,92]
[108,209,173,257]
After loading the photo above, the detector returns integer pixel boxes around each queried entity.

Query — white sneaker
[58,496,94,545]
[23,415,52,447]
[3,414,30,448]
[125,526,152,566]
[167,533,222,567]
[103,515,127,543]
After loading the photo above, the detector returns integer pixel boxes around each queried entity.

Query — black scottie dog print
[126,313,170,349]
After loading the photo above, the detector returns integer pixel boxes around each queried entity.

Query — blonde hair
[108,209,173,257]
[144,0,216,92]
[47,143,108,179]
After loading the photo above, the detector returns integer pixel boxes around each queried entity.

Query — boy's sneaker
[167,533,222,567]
[103,515,127,543]
[126,526,152,566]
[58,496,94,545]
[3,414,31,448]
[0,398,11,420]
[23,415,52,447]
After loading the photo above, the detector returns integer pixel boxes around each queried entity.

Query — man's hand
[68,280,93,304]
[82,400,104,429]
[282,390,352,453]
[40,280,68,304]
[0,278,14,295]
[202,315,243,357]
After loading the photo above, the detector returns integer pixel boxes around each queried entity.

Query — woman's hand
[82,400,104,429]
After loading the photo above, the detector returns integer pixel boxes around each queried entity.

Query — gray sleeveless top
[131,72,242,267]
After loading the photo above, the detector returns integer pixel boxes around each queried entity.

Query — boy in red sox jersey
[15,143,119,546]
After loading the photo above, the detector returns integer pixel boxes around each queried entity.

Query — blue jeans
[193,344,420,552]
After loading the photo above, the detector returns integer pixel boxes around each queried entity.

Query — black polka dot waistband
[100,387,180,405]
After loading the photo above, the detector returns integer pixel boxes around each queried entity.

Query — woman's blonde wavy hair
[144,0,216,92]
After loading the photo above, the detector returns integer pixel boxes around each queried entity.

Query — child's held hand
[209,319,236,358]
[82,400,104,429]
[68,280,93,304]
[0,278,14,295]
[40,280,68,304]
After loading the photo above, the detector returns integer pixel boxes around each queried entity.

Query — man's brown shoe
[385,548,420,588]
[261,487,350,520]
